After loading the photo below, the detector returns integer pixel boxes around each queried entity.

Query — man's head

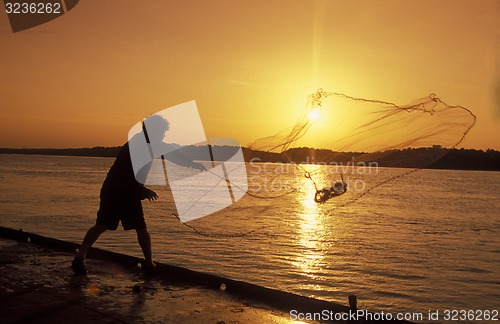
[143,114,169,143]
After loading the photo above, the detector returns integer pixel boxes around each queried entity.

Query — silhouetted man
[72,115,204,275]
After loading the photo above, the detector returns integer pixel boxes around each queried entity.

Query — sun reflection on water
[290,167,329,284]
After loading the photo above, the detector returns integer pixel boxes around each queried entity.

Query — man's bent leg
[136,228,155,267]
[76,224,108,260]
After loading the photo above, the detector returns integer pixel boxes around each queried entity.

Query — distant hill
[0,146,499,171]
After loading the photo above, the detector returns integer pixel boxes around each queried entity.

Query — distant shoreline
[0,146,499,172]
[0,147,121,158]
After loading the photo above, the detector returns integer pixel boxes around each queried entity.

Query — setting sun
[308,109,321,123]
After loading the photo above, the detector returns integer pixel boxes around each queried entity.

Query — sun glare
[308,109,321,123]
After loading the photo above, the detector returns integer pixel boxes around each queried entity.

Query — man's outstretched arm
[162,144,206,171]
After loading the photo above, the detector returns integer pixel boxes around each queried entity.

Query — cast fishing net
[246,89,476,207]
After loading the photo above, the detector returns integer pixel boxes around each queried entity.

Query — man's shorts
[95,183,147,231]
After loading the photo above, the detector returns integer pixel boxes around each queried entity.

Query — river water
[0,154,498,322]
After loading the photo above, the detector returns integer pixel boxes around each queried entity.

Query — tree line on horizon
[0,145,498,171]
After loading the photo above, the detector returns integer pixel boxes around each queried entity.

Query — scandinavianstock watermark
[128,100,378,223]
[290,309,422,322]
[248,157,379,194]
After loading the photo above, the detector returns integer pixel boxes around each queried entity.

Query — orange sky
[0,0,498,150]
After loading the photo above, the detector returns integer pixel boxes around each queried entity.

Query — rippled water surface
[1,154,498,320]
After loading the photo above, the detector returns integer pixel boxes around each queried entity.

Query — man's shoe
[140,260,157,274]
[71,257,88,276]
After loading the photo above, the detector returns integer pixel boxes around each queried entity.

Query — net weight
[5,2,62,14]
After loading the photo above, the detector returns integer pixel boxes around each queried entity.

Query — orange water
[0,154,498,321]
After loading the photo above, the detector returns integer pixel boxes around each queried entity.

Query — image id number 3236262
[5,2,62,14]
